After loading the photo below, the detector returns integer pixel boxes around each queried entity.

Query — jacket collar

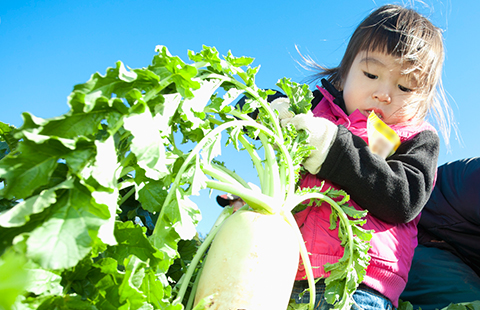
[315,79,368,130]
[320,79,347,113]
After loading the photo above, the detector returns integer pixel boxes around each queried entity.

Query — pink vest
[294,87,436,307]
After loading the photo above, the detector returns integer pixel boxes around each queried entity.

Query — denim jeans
[290,280,395,310]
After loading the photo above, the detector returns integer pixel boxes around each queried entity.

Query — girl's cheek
[343,95,356,116]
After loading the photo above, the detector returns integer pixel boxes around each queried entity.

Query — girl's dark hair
[301,4,454,144]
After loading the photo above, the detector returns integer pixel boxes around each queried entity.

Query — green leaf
[188,45,222,73]
[351,225,373,242]
[442,305,468,310]
[287,299,311,310]
[26,180,110,269]
[167,238,201,283]
[244,66,259,87]
[224,50,255,67]
[0,178,74,227]
[340,204,368,219]
[0,140,63,200]
[71,62,130,111]
[276,77,313,115]
[236,96,259,116]
[219,87,244,110]
[181,79,222,130]
[0,210,50,255]
[36,295,99,310]
[0,248,28,310]
[192,295,215,310]
[162,189,201,240]
[152,45,200,98]
[0,121,19,158]
[79,136,120,247]
[92,188,119,247]
[140,268,168,309]
[124,105,169,181]
[118,255,148,309]
[63,139,96,176]
[31,106,109,141]
[93,272,124,310]
[200,132,222,164]
[190,156,208,196]
[24,262,63,296]
[323,279,343,305]
[149,217,179,272]
[87,136,119,189]
[329,206,339,230]
[137,180,168,214]
[0,121,16,140]
[0,141,9,161]
[105,221,163,268]
[153,93,182,136]
[0,197,17,213]
[60,255,97,298]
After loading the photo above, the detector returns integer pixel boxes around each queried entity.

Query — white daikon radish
[194,210,299,310]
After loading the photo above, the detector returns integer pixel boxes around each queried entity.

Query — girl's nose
[373,90,391,104]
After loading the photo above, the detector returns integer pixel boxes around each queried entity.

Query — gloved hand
[270,97,294,121]
[282,113,338,175]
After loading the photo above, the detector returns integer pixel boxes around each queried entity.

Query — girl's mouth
[366,109,384,120]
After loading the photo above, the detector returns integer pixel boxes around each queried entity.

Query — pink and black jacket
[294,80,440,307]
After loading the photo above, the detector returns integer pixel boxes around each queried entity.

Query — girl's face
[342,50,419,125]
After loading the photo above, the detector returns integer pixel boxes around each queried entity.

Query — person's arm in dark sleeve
[419,157,480,275]
[318,127,440,224]
[429,157,480,218]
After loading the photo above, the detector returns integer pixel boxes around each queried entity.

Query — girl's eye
[398,84,412,93]
[363,71,377,79]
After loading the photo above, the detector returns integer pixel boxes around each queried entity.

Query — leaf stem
[143,76,174,102]
[205,179,274,214]
[151,119,282,239]
[118,187,135,206]
[152,121,239,237]
[237,134,264,187]
[284,211,316,310]
[203,72,283,141]
[258,133,280,198]
[185,264,203,310]
[202,163,250,189]
[119,152,135,172]
[285,192,355,309]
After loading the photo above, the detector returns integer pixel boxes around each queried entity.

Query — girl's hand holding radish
[281,113,338,175]
[271,97,294,120]
[271,96,338,174]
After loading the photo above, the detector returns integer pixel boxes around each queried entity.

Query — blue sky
[1,0,478,234]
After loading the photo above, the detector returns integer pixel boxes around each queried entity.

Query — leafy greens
[0,45,372,310]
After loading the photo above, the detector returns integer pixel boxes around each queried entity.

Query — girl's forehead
[356,50,402,66]
[356,51,420,74]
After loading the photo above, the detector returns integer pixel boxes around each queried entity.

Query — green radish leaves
[0,45,371,310]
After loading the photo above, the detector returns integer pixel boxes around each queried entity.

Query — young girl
[278,4,452,310]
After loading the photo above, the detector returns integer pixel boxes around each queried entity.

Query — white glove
[282,113,338,175]
[271,97,294,121]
